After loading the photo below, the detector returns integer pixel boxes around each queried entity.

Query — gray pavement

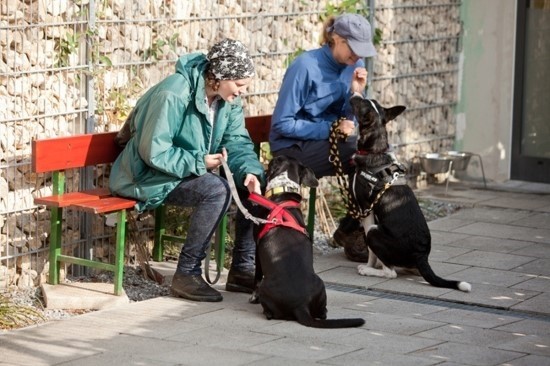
[2,181,550,366]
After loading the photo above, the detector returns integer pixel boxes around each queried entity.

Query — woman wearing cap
[110,38,265,302]
[270,13,377,262]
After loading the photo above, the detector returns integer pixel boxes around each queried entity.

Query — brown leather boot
[171,272,222,302]
[225,269,255,294]
[332,227,369,262]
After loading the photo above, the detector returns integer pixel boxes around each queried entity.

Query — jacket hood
[175,52,208,88]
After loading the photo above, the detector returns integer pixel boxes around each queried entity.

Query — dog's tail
[417,258,472,292]
[294,307,365,329]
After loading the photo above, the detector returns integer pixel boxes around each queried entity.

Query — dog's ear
[300,164,319,188]
[383,105,406,124]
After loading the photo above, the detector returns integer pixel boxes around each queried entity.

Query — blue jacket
[270,44,364,152]
[109,53,265,212]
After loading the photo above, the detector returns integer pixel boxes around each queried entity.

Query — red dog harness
[248,192,308,240]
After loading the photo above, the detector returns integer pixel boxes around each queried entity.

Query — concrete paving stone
[247,337,363,362]
[481,196,550,211]
[318,266,390,289]
[54,352,177,366]
[453,222,550,245]
[438,282,540,309]
[450,267,535,287]
[348,311,445,336]
[510,292,550,315]
[428,245,475,262]
[447,235,534,254]
[421,308,521,329]
[349,297,449,318]
[495,334,550,357]
[314,251,359,271]
[498,354,550,366]
[415,323,522,347]
[512,243,550,259]
[513,258,550,277]
[40,282,130,310]
[327,328,444,354]
[495,319,550,338]
[321,347,441,366]
[511,212,550,229]
[370,275,458,298]
[430,230,471,245]
[325,288,379,307]
[449,207,534,224]
[537,204,550,213]
[125,343,267,366]
[242,357,324,366]
[166,325,283,349]
[0,332,102,366]
[426,261,473,277]
[511,275,550,292]
[428,217,475,232]
[410,340,525,366]
[447,250,537,271]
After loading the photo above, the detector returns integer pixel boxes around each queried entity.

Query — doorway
[511,0,550,183]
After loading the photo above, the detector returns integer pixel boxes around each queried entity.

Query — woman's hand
[351,67,368,94]
[205,148,228,170]
[244,174,261,194]
[338,119,356,136]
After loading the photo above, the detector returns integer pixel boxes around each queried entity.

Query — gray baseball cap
[329,13,377,58]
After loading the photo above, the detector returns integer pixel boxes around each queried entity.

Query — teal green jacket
[109,53,265,212]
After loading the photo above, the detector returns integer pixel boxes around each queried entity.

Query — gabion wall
[0,0,461,288]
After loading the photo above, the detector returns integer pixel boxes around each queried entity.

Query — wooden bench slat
[32,132,121,173]
[71,196,136,214]
[245,115,271,144]
[34,188,112,208]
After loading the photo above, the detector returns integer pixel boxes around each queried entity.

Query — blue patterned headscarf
[207,38,255,80]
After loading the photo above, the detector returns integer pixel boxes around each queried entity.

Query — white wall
[456,0,516,183]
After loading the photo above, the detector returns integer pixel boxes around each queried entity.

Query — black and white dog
[350,95,471,292]
[249,155,365,328]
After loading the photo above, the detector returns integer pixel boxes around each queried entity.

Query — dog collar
[265,185,300,199]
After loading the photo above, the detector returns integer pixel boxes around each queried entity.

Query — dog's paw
[249,291,260,304]
[357,264,378,276]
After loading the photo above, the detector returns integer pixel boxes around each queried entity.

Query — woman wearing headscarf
[110,38,265,302]
[270,14,377,262]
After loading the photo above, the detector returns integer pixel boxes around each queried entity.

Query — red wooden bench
[31,115,316,296]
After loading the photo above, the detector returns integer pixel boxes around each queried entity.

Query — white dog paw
[357,264,369,276]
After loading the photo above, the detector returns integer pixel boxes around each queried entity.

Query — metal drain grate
[325,282,550,323]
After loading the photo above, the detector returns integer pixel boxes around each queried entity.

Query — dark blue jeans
[272,136,358,178]
[164,172,255,276]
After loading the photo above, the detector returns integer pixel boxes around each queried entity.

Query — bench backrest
[32,115,272,173]
[32,132,121,173]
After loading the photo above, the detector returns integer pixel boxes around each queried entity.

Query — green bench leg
[113,209,126,296]
[48,207,62,285]
[307,187,316,240]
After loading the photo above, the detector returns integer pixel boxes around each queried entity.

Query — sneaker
[332,227,370,263]
[171,272,223,302]
[225,269,255,294]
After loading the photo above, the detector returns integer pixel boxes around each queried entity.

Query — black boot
[331,215,369,262]
[171,272,222,302]
[225,269,255,293]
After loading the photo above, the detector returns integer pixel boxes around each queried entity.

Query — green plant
[55,32,80,67]
[0,294,44,330]
[143,33,179,61]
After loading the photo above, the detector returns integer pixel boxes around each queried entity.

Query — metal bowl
[419,153,453,174]
[443,151,472,171]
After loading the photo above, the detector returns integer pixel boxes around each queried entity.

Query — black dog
[249,155,365,328]
[350,95,471,292]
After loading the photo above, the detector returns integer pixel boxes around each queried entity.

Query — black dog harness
[248,192,308,240]
[350,159,407,217]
